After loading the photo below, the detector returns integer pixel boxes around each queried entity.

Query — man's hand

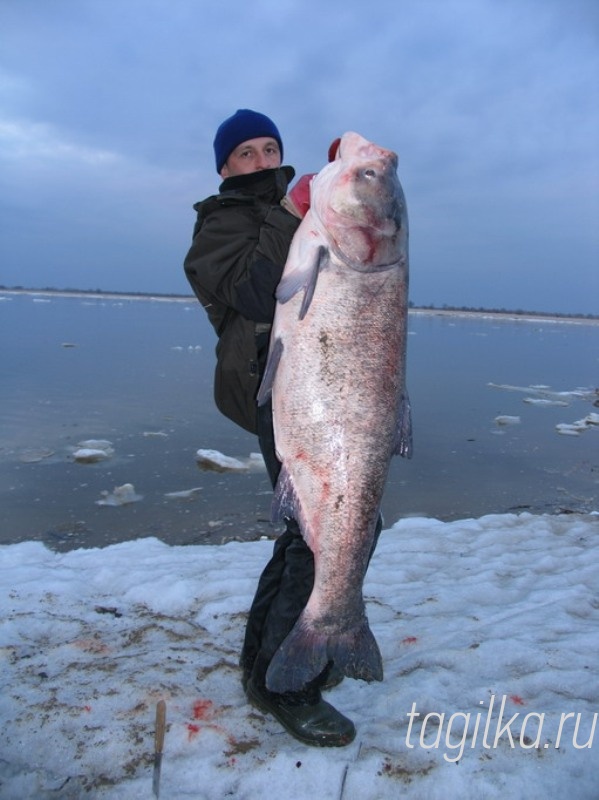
[281,173,316,219]
[281,139,341,218]
[328,137,341,162]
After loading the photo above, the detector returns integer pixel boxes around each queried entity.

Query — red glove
[284,173,316,219]
[328,137,341,162]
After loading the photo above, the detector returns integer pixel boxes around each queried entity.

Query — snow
[1,512,598,799]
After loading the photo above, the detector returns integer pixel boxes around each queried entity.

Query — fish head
[311,132,407,271]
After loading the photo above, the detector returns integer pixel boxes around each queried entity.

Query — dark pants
[240,399,381,689]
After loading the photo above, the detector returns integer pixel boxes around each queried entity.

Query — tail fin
[265,611,383,694]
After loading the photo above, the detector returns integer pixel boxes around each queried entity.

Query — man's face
[220,137,281,178]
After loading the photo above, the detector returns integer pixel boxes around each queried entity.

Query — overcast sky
[1,0,597,314]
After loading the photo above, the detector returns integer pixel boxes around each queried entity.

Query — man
[183,109,355,746]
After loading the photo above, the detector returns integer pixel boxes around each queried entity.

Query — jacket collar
[193,166,296,215]
[218,166,295,200]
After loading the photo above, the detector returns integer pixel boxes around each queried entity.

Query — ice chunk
[556,424,582,437]
[494,415,521,426]
[77,439,114,453]
[523,397,569,407]
[195,449,266,473]
[164,488,203,499]
[196,449,248,472]
[248,452,266,470]
[556,413,599,436]
[72,439,114,463]
[488,382,597,404]
[19,448,55,463]
[96,483,143,506]
[73,448,111,463]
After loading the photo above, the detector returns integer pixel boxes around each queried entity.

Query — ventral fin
[256,337,283,406]
[272,464,316,552]
[272,463,301,523]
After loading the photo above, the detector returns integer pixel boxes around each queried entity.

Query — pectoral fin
[277,245,329,320]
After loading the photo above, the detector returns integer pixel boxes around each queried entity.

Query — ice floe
[18,448,55,464]
[71,440,115,463]
[488,382,598,405]
[494,415,521,427]
[556,413,599,437]
[96,483,143,507]
[196,449,266,473]
[163,488,203,500]
[489,383,599,437]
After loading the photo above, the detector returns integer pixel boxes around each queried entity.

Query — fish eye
[362,168,377,179]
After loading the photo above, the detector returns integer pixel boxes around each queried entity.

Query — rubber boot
[246,653,355,747]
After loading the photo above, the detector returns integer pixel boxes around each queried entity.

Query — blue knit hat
[213,109,283,173]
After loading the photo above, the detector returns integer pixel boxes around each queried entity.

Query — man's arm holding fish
[184,185,301,324]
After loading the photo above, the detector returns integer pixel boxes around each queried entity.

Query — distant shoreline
[0,288,193,304]
[1,288,598,326]
[409,308,599,327]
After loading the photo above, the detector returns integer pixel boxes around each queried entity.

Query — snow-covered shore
[1,511,598,799]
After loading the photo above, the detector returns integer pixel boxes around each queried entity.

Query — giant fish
[257,131,412,694]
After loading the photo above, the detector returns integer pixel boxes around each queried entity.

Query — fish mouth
[336,132,399,171]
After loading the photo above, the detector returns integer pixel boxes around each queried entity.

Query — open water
[1,292,597,551]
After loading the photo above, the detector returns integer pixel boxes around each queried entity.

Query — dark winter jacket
[184,166,301,433]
